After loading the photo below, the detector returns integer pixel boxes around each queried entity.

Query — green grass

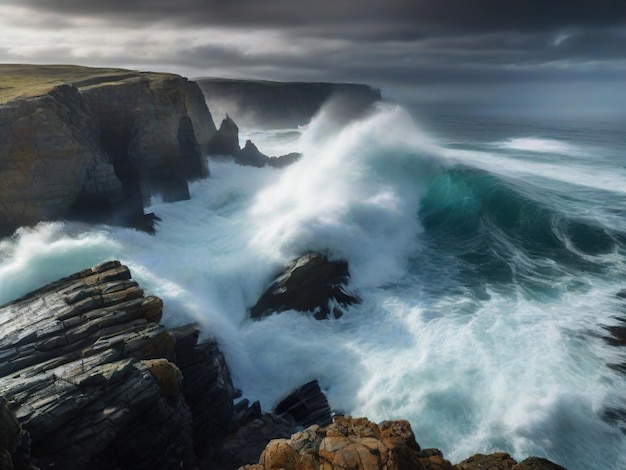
[0,64,173,104]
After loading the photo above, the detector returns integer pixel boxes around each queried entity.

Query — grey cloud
[13,0,626,34]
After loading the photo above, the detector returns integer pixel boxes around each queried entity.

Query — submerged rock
[0,261,233,469]
[250,252,360,320]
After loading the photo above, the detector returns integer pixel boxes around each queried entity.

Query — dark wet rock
[216,413,297,470]
[0,398,34,470]
[513,457,568,470]
[250,252,360,320]
[235,139,269,167]
[207,117,301,169]
[267,152,302,168]
[208,115,240,157]
[275,380,332,428]
[0,261,234,469]
[215,380,332,470]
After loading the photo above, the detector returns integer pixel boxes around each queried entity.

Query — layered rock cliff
[0,65,217,237]
[197,78,381,128]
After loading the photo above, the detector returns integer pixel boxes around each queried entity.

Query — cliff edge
[0,65,217,236]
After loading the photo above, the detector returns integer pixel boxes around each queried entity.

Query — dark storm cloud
[2,0,624,93]
[16,0,626,35]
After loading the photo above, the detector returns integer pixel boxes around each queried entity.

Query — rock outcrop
[241,416,448,470]
[250,252,360,320]
[0,261,233,469]
[240,417,567,470]
[197,78,382,128]
[0,65,217,236]
[207,116,301,168]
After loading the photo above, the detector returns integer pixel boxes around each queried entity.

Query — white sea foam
[0,104,625,469]
[494,137,579,155]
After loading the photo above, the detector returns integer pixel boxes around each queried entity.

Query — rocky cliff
[0,65,217,237]
[197,78,381,128]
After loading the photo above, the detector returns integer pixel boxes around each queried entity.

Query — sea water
[1,102,625,469]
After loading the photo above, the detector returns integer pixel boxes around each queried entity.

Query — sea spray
[249,103,444,288]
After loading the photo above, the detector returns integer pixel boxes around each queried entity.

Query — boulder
[0,261,234,469]
[250,252,360,320]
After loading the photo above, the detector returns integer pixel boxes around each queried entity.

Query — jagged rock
[241,416,449,470]
[0,398,34,470]
[208,115,240,157]
[0,261,234,469]
[216,413,297,470]
[172,326,235,462]
[235,139,269,167]
[250,252,360,320]
[275,380,332,428]
[267,152,302,168]
[0,65,216,236]
[215,380,332,470]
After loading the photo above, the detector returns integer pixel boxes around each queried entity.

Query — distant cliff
[196,78,381,128]
[0,65,217,236]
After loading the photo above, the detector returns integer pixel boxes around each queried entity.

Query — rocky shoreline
[0,261,567,469]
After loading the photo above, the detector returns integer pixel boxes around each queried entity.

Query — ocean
[1,100,625,469]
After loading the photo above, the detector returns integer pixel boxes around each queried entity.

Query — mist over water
[1,102,625,469]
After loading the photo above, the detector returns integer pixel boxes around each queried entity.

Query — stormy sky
[1,0,625,113]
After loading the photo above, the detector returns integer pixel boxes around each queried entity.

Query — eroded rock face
[0,84,123,235]
[0,67,217,236]
[0,261,233,469]
[250,253,360,320]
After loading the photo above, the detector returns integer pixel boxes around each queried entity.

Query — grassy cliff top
[0,64,175,104]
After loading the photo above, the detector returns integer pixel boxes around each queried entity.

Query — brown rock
[251,416,427,470]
